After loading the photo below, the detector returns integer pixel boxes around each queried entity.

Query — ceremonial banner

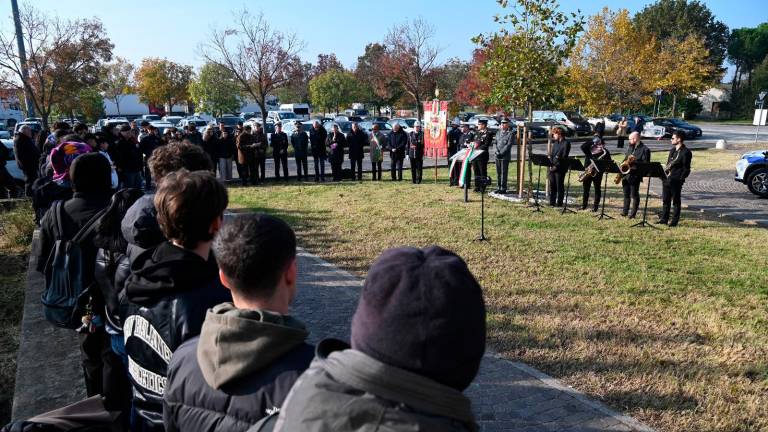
[423,100,448,158]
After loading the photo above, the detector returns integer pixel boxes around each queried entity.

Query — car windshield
[565,112,585,122]
[294,108,309,115]
[279,112,296,120]
[404,119,416,127]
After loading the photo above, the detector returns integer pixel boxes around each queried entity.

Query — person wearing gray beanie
[256,246,486,432]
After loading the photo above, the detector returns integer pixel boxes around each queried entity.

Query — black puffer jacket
[123,241,232,428]
[163,304,314,432]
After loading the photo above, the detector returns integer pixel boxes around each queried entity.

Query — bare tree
[100,57,134,116]
[383,18,441,120]
[201,10,304,124]
[0,4,113,127]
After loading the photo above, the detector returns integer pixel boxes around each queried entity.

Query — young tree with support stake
[100,57,135,116]
[475,0,583,198]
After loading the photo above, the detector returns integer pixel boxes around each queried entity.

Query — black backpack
[42,201,106,329]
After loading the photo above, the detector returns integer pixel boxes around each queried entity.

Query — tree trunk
[731,64,740,94]
[116,100,121,116]
[671,93,677,118]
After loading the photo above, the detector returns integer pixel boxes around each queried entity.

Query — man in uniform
[451,123,474,188]
[271,123,290,180]
[621,131,651,218]
[292,121,310,181]
[472,119,492,192]
[447,120,462,158]
[493,118,515,194]
[408,121,424,184]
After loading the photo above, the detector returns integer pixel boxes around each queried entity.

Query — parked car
[587,116,619,134]
[651,118,702,139]
[162,116,183,125]
[388,118,417,134]
[358,120,393,137]
[532,110,592,136]
[150,121,175,137]
[345,108,369,118]
[141,114,161,122]
[14,121,43,134]
[2,139,25,187]
[0,130,10,140]
[215,116,241,128]
[280,103,311,120]
[324,121,353,134]
[466,115,500,132]
[177,117,210,130]
[91,118,129,133]
[267,110,298,123]
[735,149,768,198]
[281,120,314,138]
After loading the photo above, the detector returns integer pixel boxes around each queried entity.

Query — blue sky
[1,0,766,71]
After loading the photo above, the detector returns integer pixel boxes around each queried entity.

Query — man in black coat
[621,131,651,218]
[163,214,313,432]
[291,122,309,181]
[13,125,40,196]
[113,124,144,189]
[657,130,693,227]
[326,124,346,182]
[271,123,290,180]
[447,120,462,158]
[0,141,18,198]
[309,121,327,182]
[123,170,231,431]
[184,124,204,147]
[548,127,571,207]
[408,122,425,184]
[139,125,161,191]
[346,122,366,180]
[388,123,408,181]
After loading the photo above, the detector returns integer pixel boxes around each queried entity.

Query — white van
[278,103,310,120]
[268,110,299,124]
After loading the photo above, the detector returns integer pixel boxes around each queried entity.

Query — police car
[735,149,768,197]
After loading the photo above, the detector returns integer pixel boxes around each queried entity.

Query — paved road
[692,123,767,144]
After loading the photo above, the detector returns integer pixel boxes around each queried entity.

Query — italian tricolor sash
[458,145,475,187]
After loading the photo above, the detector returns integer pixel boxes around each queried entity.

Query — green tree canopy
[189,62,241,116]
[309,70,358,114]
[728,23,768,90]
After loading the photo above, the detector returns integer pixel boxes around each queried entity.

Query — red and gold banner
[423,100,448,158]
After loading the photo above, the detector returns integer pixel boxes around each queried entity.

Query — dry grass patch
[0,201,35,424]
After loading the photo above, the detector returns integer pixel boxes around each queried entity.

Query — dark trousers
[472,154,489,190]
[391,156,404,181]
[622,178,641,216]
[79,327,131,412]
[0,166,18,198]
[372,161,383,180]
[295,157,308,181]
[120,171,142,189]
[23,167,37,197]
[350,158,363,180]
[236,161,249,185]
[496,158,510,192]
[582,172,603,210]
[313,156,326,181]
[331,161,343,181]
[617,135,625,148]
[274,155,289,179]
[254,157,266,182]
[450,160,462,186]
[661,178,683,223]
[142,163,152,191]
[548,167,567,206]
[410,158,423,183]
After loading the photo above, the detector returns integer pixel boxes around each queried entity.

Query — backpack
[42,201,106,329]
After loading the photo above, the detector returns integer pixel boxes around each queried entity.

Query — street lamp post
[756,90,767,144]
[654,88,663,117]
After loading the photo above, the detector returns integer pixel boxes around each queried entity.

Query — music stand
[561,158,584,215]
[595,159,619,221]
[630,162,665,229]
[529,153,552,213]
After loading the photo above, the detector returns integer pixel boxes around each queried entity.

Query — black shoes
[655,219,668,225]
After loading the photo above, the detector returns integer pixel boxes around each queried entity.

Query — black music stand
[529,153,552,213]
[630,162,665,229]
[561,158,584,215]
[595,159,619,221]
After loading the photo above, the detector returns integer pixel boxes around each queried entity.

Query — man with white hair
[620,131,651,218]
[408,121,424,184]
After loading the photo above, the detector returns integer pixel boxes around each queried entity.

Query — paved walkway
[14,231,653,431]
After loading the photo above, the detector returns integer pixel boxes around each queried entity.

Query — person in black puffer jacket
[163,213,313,432]
[123,170,231,431]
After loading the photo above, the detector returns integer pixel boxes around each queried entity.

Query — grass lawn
[0,202,35,424]
[229,153,768,432]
